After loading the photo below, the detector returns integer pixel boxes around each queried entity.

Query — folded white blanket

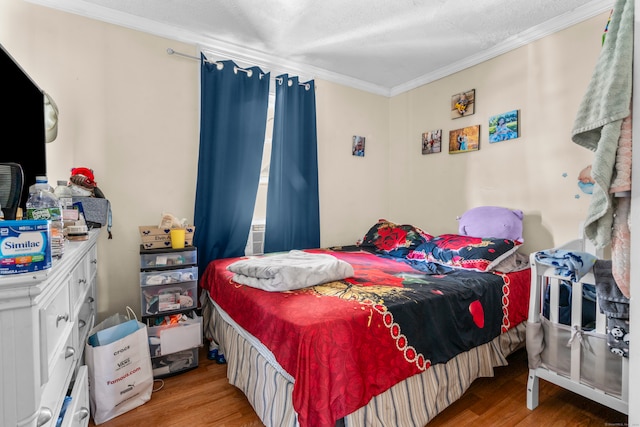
[227,250,354,292]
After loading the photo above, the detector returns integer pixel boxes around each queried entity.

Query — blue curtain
[264,75,320,253]
[194,58,269,273]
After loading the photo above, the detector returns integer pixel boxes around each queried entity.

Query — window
[245,97,274,255]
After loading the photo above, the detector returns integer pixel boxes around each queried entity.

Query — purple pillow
[458,206,524,243]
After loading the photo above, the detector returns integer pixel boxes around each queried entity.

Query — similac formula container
[26,177,64,258]
[0,220,51,275]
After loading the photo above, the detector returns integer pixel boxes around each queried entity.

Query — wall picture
[451,89,475,119]
[352,135,365,156]
[422,130,442,154]
[489,110,519,143]
[449,125,480,154]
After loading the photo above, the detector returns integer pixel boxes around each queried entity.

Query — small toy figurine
[578,165,594,195]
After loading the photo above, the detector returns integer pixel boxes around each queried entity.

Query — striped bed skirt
[203,291,526,427]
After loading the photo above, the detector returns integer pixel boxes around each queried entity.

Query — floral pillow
[406,234,522,272]
[359,219,433,258]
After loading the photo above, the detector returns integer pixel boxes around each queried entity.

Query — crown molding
[389,0,615,96]
[25,0,614,97]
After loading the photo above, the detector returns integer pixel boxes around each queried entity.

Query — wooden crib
[526,238,629,415]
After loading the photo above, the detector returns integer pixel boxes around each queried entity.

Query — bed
[200,218,531,427]
[526,238,629,415]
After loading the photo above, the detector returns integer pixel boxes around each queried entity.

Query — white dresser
[0,230,99,427]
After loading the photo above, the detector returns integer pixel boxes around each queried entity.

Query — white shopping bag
[85,309,153,425]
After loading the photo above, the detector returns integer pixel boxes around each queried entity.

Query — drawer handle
[87,296,95,303]
[56,313,69,327]
[65,346,75,359]
[79,407,90,420]
[78,278,87,284]
[78,319,86,328]
[91,259,97,264]
[37,407,52,426]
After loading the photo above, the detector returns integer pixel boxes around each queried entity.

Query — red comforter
[201,249,530,427]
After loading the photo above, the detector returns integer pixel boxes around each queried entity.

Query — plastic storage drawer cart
[139,245,202,378]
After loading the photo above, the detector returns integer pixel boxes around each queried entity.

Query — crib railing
[526,239,629,415]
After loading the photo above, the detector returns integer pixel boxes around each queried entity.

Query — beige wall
[389,13,607,254]
[1,0,200,317]
[1,0,607,317]
[316,81,390,247]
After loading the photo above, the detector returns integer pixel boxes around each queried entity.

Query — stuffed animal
[70,167,106,198]
[457,206,524,243]
[578,165,595,195]
[179,294,193,308]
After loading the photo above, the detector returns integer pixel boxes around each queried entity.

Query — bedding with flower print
[359,219,433,258]
[407,234,522,272]
[202,248,530,427]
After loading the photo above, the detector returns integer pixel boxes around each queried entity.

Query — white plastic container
[0,219,51,275]
[54,180,74,210]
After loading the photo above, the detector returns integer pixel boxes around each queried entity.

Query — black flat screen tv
[1,43,47,211]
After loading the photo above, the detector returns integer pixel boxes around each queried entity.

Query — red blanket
[202,249,530,427]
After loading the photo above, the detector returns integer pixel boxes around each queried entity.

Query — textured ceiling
[28,0,613,95]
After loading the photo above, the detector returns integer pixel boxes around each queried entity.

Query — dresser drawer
[37,333,75,427]
[74,288,96,365]
[69,258,90,312]
[87,244,98,282]
[60,366,90,427]
[40,280,73,384]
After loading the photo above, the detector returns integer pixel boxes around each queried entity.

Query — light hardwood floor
[89,346,627,427]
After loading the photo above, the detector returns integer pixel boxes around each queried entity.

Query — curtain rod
[167,47,311,89]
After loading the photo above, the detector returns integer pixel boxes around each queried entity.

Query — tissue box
[0,220,52,275]
[139,225,195,250]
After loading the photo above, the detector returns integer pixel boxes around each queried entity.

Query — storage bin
[540,317,623,397]
[146,312,202,357]
[139,225,195,250]
[140,280,197,316]
[140,266,198,287]
[139,246,197,270]
[151,347,198,378]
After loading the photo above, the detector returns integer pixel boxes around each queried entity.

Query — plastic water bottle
[26,176,65,257]
[54,180,73,210]
[28,176,54,195]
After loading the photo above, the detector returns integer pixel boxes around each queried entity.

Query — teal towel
[571,0,633,249]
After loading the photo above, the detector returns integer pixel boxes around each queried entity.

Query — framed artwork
[449,125,480,154]
[421,129,442,154]
[489,110,519,143]
[352,135,365,157]
[451,89,475,119]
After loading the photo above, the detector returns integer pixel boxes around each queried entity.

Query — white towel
[227,250,354,292]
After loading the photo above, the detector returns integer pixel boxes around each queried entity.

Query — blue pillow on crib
[407,234,521,272]
[543,281,596,328]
